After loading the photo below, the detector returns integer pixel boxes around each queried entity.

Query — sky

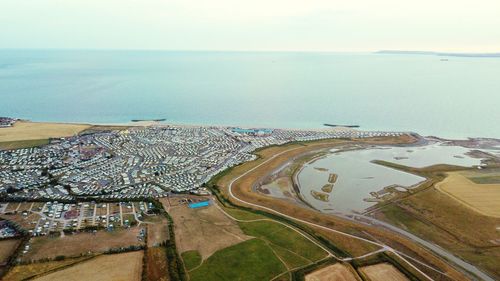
[1,0,499,52]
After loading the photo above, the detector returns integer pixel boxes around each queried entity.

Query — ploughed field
[32,251,143,281]
[359,263,410,281]
[305,263,359,281]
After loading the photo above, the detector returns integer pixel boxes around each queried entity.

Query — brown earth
[165,202,250,259]
[33,251,143,281]
[22,227,144,261]
[305,263,359,281]
[145,247,169,281]
[0,239,20,264]
[359,263,410,281]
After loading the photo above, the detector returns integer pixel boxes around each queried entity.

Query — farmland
[305,263,359,281]
[359,263,410,281]
[435,172,500,217]
[33,251,143,281]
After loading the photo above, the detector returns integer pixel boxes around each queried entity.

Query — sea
[1,49,499,139]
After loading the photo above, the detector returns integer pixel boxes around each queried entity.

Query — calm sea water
[1,50,499,138]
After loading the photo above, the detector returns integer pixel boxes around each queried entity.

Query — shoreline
[3,118,500,143]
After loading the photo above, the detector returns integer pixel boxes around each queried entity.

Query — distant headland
[376,50,500,58]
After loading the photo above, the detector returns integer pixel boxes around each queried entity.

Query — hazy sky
[1,0,499,52]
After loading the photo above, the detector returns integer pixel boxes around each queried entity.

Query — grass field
[181,250,202,271]
[358,263,410,281]
[167,203,250,259]
[22,227,144,261]
[305,263,359,281]
[436,172,500,217]
[33,251,143,281]
[0,239,20,264]
[238,220,328,264]
[0,121,90,143]
[189,239,286,281]
[3,256,94,281]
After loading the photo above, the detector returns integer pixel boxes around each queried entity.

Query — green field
[181,250,202,271]
[189,239,286,281]
[238,220,328,263]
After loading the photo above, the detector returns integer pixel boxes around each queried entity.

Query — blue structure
[189,201,211,209]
